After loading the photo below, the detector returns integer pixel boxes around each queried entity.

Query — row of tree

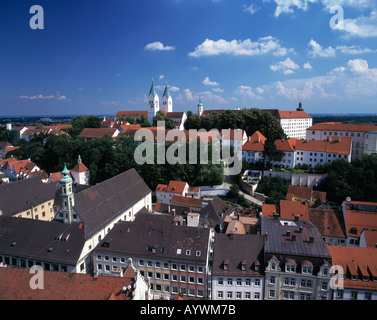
[7,133,224,190]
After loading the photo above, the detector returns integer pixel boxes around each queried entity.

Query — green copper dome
[61,163,72,183]
[162,84,171,98]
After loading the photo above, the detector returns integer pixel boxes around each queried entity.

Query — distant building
[262,105,313,140]
[242,131,266,164]
[70,155,90,185]
[155,180,190,204]
[306,122,377,161]
[78,128,119,141]
[286,185,327,207]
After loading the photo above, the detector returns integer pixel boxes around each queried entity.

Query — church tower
[148,81,159,125]
[70,155,90,185]
[197,98,203,117]
[297,101,304,111]
[161,84,173,114]
[60,164,75,224]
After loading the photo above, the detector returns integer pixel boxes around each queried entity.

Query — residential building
[341,199,377,247]
[274,136,352,168]
[0,262,151,300]
[0,215,86,273]
[286,185,327,207]
[308,208,347,246]
[0,176,58,221]
[212,233,265,301]
[261,215,332,300]
[306,122,377,161]
[92,211,214,300]
[155,180,189,204]
[3,158,45,181]
[241,131,266,164]
[165,111,187,130]
[262,105,313,139]
[199,196,235,233]
[262,200,309,221]
[328,246,377,300]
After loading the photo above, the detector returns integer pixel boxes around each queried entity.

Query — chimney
[172,208,176,216]
[292,234,296,241]
[286,230,291,237]
[309,236,314,243]
[299,226,303,233]
[273,212,279,219]
[294,214,299,222]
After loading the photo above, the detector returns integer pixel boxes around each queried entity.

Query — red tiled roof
[280,200,309,220]
[79,128,118,139]
[275,138,297,152]
[309,208,346,238]
[327,246,377,290]
[286,185,327,202]
[263,109,312,119]
[342,200,377,237]
[170,195,208,208]
[262,204,279,216]
[308,122,377,133]
[295,136,352,155]
[0,267,136,300]
[71,162,88,173]
[242,131,266,152]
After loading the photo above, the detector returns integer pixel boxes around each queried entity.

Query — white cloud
[234,85,264,100]
[242,3,260,14]
[19,94,55,100]
[270,57,300,74]
[145,41,175,51]
[159,75,165,80]
[308,39,336,58]
[183,88,195,101]
[169,86,180,92]
[264,0,318,18]
[347,58,369,73]
[183,88,227,104]
[341,11,377,38]
[336,45,376,54]
[188,36,294,57]
[212,87,224,92]
[303,62,313,69]
[203,76,219,86]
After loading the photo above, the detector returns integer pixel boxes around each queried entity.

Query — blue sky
[1,0,377,116]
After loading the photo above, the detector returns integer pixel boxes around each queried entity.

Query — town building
[328,246,377,300]
[262,104,313,139]
[261,215,332,300]
[286,185,327,207]
[308,208,347,246]
[241,131,266,164]
[78,128,120,141]
[2,158,47,182]
[155,180,190,204]
[0,176,58,221]
[70,155,90,185]
[341,198,377,247]
[306,122,377,161]
[0,262,150,300]
[211,233,265,300]
[92,211,214,300]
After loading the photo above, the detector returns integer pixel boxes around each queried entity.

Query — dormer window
[351,275,358,281]
[286,264,296,273]
[241,259,247,271]
[223,259,229,271]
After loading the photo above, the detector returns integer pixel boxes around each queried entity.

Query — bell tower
[161,84,173,114]
[60,163,75,224]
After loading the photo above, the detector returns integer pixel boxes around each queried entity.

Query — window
[186,250,191,256]
[245,292,251,299]
[197,289,204,297]
[180,264,186,272]
[155,261,161,268]
[227,278,233,286]
[188,265,195,272]
[227,291,233,299]
[269,290,275,298]
[172,274,178,282]
[218,278,224,286]
[270,276,276,284]
[254,279,260,287]
[236,278,242,286]
[196,250,201,257]
[189,276,195,284]
[285,264,296,273]
[197,266,203,273]
[163,262,169,269]
[155,272,161,280]
[180,275,186,283]
[139,259,144,266]
[236,292,242,299]
[171,263,177,270]
[302,266,312,274]
[245,278,251,286]
[254,292,260,300]
[197,277,204,285]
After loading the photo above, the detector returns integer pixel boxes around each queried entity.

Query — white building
[262,104,313,139]
[70,155,90,185]
[155,180,189,204]
[211,234,265,300]
[306,122,377,161]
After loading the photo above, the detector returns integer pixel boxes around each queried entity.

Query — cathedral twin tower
[147,82,172,125]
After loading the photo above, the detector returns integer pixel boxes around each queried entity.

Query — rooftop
[308,122,377,133]
[261,216,331,259]
[0,267,136,300]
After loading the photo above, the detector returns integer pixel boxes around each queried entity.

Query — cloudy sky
[1,0,377,116]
